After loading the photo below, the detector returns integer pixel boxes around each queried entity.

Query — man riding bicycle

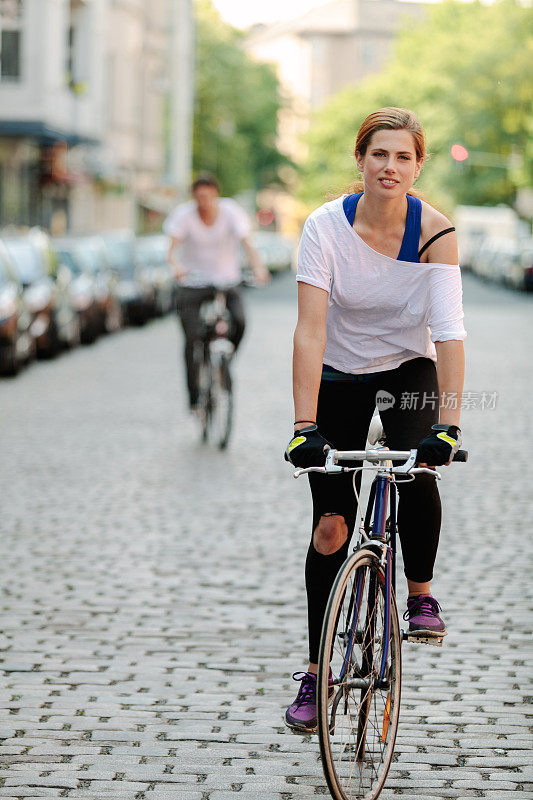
[164,175,269,412]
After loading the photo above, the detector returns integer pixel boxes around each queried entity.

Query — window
[362,40,376,66]
[0,0,23,23]
[66,2,90,93]
[0,0,23,80]
[1,29,20,77]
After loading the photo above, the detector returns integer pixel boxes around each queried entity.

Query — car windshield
[3,240,45,284]
[56,249,82,276]
[0,256,9,285]
[137,237,166,258]
[135,241,152,258]
[74,245,101,274]
[105,240,135,276]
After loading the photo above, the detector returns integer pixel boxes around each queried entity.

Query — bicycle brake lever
[324,448,343,473]
[393,449,418,474]
[413,467,442,480]
[293,449,343,478]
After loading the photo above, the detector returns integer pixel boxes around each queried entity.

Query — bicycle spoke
[318,551,401,800]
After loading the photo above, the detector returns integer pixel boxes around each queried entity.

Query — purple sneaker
[285,670,334,732]
[403,594,446,636]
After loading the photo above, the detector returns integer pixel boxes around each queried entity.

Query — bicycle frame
[371,471,397,684]
[334,467,399,690]
[298,445,437,688]
[295,444,464,673]
[353,469,398,686]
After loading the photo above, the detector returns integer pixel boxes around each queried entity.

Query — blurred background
[0,0,531,375]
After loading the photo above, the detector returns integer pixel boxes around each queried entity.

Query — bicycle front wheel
[196,347,211,443]
[317,549,401,800]
[209,353,233,449]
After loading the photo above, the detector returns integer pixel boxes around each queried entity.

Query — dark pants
[306,357,441,662]
[176,286,245,406]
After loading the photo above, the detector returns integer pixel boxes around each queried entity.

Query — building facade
[0,0,192,234]
[246,0,425,164]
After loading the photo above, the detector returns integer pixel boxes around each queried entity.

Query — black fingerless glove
[284,425,331,468]
[416,423,462,466]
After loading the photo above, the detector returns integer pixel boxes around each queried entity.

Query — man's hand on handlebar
[253,265,271,286]
[170,264,187,282]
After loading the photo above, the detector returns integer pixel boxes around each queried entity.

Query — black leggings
[176,287,245,406]
[306,357,441,663]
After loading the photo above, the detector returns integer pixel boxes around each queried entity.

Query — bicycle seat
[367,414,385,446]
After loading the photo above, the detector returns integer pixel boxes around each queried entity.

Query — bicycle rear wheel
[317,549,401,800]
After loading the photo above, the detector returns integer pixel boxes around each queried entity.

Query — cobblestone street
[0,271,532,800]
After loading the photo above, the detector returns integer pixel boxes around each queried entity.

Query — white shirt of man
[163,198,251,287]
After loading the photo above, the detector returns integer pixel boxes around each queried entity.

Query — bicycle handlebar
[293,446,468,479]
[332,448,468,463]
[452,450,468,462]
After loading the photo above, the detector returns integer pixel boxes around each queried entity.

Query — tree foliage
[193,0,289,196]
[299,0,533,212]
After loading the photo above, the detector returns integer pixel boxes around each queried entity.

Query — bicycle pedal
[401,629,444,647]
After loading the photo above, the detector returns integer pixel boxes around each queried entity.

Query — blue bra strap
[343,192,421,262]
[342,192,363,227]
[397,195,422,263]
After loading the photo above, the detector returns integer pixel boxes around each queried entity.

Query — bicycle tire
[209,353,233,450]
[196,346,211,443]
[317,549,401,800]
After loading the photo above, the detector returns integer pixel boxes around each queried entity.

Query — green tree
[299,0,533,211]
[193,0,289,196]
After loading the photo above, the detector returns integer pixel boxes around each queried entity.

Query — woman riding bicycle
[284,107,466,732]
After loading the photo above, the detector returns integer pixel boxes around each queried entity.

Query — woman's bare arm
[425,221,465,427]
[435,339,465,428]
[293,282,329,431]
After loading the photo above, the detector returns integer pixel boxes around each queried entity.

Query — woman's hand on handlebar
[416,423,462,467]
[284,425,332,468]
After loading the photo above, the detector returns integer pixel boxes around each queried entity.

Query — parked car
[52,238,103,344]
[0,240,35,375]
[455,205,524,271]
[53,237,123,337]
[100,232,156,324]
[75,236,124,332]
[135,235,175,315]
[2,231,80,357]
[469,233,533,292]
[506,238,533,292]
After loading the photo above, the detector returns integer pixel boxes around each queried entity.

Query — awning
[0,120,100,147]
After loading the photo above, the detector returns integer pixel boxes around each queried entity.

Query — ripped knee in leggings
[313,513,348,554]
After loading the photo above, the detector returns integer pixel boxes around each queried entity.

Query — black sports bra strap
[418,227,456,259]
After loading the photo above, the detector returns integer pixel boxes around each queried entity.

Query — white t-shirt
[163,198,251,287]
[297,196,467,374]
